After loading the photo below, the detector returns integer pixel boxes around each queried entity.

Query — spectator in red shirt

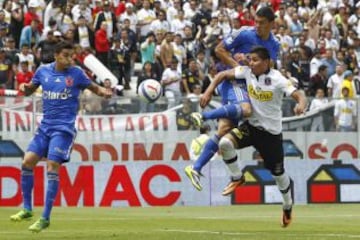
[92,0,103,18]
[15,61,33,91]
[115,0,126,17]
[239,8,255,26]
[95,21,110,67]
[24,1,43,32]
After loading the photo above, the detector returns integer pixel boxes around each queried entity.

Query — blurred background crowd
[0,0,359,131]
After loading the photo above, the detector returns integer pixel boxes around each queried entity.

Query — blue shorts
[27,127,75,163]
[217,79,249,105]
[216,79,250,126]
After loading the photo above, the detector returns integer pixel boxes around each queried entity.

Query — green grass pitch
[1,204,360,240]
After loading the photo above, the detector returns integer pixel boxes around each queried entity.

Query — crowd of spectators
[0,0,360,130]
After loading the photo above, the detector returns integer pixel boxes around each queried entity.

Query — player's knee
[267,163,285,176]
[46,160,61,173]
[22,153,39,169]
[241,103,252,117]
[217,126,232,137]
[219,137,237,159]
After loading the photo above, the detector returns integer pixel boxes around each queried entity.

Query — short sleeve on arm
[77,68,92,90]
[31,67,42,86]
[234,66,248,79]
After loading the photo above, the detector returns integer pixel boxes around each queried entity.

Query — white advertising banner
[2,109,360,207]
[2,160,360,207]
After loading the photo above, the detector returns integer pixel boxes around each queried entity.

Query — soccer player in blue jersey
[9,41,112,232]
[185,6,280,191]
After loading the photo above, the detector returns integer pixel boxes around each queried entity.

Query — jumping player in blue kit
[10,41,112,232]
[185,6,280,191]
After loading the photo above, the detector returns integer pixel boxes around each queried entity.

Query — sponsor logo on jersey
[43,89,72,100]
[248,84,273,101]
[341,108,353,114]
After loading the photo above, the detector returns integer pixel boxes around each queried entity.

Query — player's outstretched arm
[215,41,239,68]
[291,90,307,115]
[19,82,39,96]
[87,82,112,98]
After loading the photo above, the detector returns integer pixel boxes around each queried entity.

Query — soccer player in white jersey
[185,6,280,191]
[200,46,307,228]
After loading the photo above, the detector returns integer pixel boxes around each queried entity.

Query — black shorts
[230,121,284,174]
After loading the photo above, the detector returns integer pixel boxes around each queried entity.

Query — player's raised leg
[191,103,244,127]
[185,118,233,190]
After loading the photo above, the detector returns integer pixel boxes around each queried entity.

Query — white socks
[273,172,293,209]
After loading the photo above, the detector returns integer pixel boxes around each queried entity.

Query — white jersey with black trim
[234,66,296,134]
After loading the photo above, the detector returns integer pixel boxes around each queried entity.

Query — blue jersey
[33,63,91,136]
[217,27,280,105]
[223,26,280,62]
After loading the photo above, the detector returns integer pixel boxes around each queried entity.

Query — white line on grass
[1,214,359,222]
[1,229,360,239]
[159,229,360,239]
[194,214,360,219]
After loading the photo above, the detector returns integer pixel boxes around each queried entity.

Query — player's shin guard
[220,137,243,179]
[193,135,220,173]
[202,104,243,121]
[273,172,292,209]
[42,172,59,220]
[21,167,34,211]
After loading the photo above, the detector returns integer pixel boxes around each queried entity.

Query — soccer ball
[138,79,162,103]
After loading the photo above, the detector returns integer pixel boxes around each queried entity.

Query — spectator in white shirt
[167,0,181,24]
[184,0,198,21]
[137,0,156,41]
[71,0,92,25]
[310,49,322,77]
[327,64,344,99]
[119,3,138,33]
[150,9,170,36]
[334,86,357,132]
[161,57,182,109]
[171,9,192,37]
[172,34,186,72]
[309,88,328,131]
[324,28,339,51]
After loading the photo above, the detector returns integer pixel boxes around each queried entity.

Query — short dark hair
[171,57,179,63]
[256,6,275,21]
[54,41,73,54]
[250,46,270,60]
[318,65,328,72]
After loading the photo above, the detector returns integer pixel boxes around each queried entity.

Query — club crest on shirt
[264,77,271,85]
[65,76,74,87]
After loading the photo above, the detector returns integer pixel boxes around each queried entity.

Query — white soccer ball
[138,79,162,103]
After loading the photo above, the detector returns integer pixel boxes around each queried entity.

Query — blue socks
[21,167,34,211]
[42,172,59,220]
[193,135,220,172]
[202,104,243,121]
